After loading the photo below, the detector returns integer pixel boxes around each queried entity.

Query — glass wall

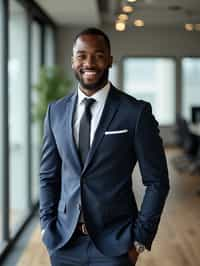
[109,63,118,88]
[0,0,56,259]
[0,0,3,246]
[31,21,42,204]
[182,58,200,121]
[123,58,176,125]
[9,0,29,234]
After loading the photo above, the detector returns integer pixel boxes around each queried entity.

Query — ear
[108,55,113,68]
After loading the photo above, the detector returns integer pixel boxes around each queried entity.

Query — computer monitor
[191,106,200,123]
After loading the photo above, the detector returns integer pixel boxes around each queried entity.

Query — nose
[84,55,96,68]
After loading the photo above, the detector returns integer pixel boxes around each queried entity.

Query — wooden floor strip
[17,148,200,266]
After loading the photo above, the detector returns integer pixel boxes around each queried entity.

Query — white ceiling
[34,0,100,26]
[34,0,200,28]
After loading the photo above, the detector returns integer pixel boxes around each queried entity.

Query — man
[40,28,170,266]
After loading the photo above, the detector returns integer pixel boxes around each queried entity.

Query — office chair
[173,116,198,173]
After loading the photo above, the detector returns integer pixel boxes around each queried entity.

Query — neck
[80,87,100,97]
[80,81,108,97]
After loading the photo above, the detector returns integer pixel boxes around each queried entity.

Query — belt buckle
[81,223,88,235]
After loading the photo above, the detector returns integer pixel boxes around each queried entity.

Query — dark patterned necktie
[79,98,96,165]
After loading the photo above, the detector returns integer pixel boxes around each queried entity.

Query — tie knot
[84,98,96,111]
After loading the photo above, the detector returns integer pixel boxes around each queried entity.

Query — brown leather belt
[77,223,88,235]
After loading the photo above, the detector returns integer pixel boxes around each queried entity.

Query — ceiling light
[115,21,126,31]
[134,19,144,27]
[122,5,134,13]
[195,24,200,31]
[118,14,129,21]
[185,23,194,31]
[128,0,137,2]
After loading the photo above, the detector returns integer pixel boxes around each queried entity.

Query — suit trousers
[50,231,133,266]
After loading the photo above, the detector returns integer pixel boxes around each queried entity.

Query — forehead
[73,34,108,53]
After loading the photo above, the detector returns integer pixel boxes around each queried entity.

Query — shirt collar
[77,82,110,106]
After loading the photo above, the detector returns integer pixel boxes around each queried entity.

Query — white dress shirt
[73,82,110,148]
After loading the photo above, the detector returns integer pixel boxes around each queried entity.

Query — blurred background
[0,0,200,265]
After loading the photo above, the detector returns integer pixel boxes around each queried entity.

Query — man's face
[72,34,113,92]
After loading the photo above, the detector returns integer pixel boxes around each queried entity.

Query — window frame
[122,55,177,127]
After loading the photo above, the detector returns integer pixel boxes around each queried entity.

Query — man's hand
[128,246,139,265]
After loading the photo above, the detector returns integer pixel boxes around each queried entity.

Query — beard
[74,68,109,91]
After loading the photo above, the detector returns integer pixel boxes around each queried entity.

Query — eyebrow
[76,49,105,54]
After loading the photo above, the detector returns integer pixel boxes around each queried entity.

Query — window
[123,58,176,125]
[182,58,200,121]
[9,0,29,234]
[31,21,42,203]
[45,26,55,66]
[0,0,56,257]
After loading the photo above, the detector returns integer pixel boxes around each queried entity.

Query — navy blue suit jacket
[39,84,170,256]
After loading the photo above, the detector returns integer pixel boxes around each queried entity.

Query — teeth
[84,71,97,76]
[84,71,96,74]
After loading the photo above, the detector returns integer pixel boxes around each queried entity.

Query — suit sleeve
[39,104,61,230]
[133,102,170,250]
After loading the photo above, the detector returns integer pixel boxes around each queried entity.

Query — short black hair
[73,27,111,53]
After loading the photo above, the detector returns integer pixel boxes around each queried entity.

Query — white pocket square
[105,129,128,135]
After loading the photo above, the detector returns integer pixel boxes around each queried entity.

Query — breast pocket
[103,129,130,153]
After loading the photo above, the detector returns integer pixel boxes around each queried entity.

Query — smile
[82,70,98,78]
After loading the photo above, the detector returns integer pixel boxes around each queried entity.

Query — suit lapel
[82,85,120,174]
[65,91,82,172]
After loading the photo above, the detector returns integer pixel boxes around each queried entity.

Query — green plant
[33,66,72,134]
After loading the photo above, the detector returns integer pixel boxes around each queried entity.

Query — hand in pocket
[128,246,139,265]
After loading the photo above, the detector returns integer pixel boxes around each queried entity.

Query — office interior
[0,0,200,265]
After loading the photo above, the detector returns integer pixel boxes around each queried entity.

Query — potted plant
[33,66,72,137]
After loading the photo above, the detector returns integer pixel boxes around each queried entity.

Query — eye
[96,53,105,59]
[76,54,86,60]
